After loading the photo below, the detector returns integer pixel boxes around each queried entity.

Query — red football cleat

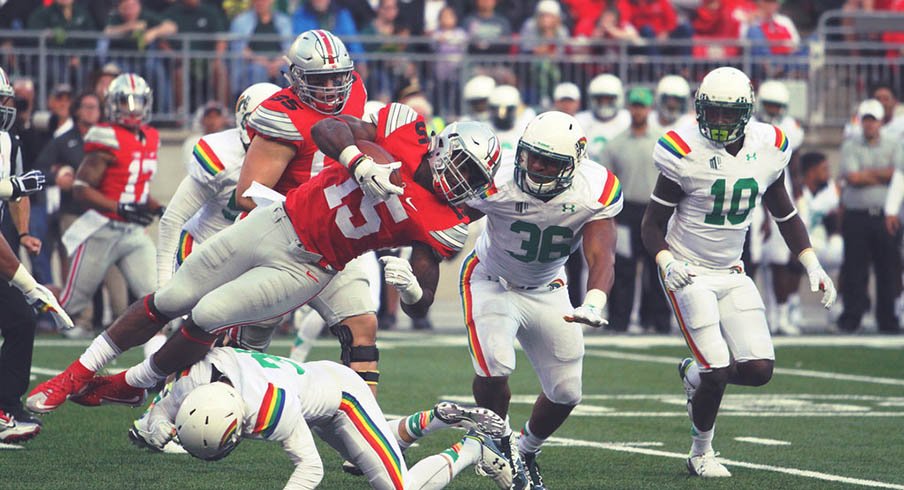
[70,372,147,408]
[26,360,95,413]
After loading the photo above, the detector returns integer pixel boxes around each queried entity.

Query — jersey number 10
[703,178,759,226]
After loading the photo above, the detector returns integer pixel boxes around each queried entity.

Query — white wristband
[655,250,675,268]
[9,263,38,294]
[399,282,424,305]
[338,145,364,169]
[798,248,821,273]
[583,288,608,310]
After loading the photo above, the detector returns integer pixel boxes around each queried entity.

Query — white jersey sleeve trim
[650,194,678,207]
[383,103,418,138]
[772,208,798,223]
[248,107,303,141]
[84,126,119,150]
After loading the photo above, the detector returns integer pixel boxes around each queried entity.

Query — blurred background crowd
[3,0,904,338]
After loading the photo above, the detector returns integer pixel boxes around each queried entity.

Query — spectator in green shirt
[163,0,229,113]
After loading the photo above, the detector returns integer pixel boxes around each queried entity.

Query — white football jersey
[754,114,804,151]
[183,128,246,242]
[649,111,697,136]
[467,155,623,288]
[653,121,792,269]
[163,348,341,443]
[575,109,631,163]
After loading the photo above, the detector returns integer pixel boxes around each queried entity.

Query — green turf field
[3,332,904,489]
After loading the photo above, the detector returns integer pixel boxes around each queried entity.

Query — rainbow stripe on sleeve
[193,139,225,176]
[658,130,692,159]
[338,392,404,490]
[773,126,789,152]
[598,172,622,206]
[253,383,286,438]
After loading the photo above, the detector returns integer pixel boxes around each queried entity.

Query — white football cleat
[687,450,731,478]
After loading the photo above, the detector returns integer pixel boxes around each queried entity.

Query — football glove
[379,256,423,304]
[23,284,74,330]
[565,289,608,327]
[10,170,45,198]
[799,248,837,309]
[656,250,694,291]
[352,157,404,201]
[132,418,177,451]
[117,202,156,226]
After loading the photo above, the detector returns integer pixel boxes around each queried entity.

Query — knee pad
[330,323,380,384]
[545,375,582,406]
[144,294,173,324]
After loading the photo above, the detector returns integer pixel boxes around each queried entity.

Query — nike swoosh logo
[405,197,418,211]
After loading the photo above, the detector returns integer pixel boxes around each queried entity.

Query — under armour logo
[562,204,576,213]
[746,153,757,161]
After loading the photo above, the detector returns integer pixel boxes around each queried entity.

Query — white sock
[406,435,482,489]
[78,333,122,372]
[142,333,167,360]
[685,361,702,391]
[125,356,167,388]
[691,423,714,456]
[290,309,324,362]
[518,421,546,454]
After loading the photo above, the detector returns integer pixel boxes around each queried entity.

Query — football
[356,139,403,188]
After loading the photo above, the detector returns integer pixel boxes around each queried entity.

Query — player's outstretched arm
[384,241,440,319]
[73,150,118,214]
[236,136,296,211]
[157,177,216,287]
[565,218,617,327]
[281,418,324,490]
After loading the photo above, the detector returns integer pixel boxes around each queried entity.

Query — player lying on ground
[27,106,501,417]
[641,66,836,478]
[129,346,513,490]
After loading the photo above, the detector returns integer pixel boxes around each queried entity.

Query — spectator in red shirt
[744,0,801,77]
[616,0,693,55]
[881,0,904,57]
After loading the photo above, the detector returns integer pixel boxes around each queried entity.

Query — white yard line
[735,437,791,446]
[548,436,904,489]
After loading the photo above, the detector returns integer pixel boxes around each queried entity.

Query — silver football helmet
[283,29,354,115]
[235,82,281,146]
[428,122,502,206]
[0,66,15,132]
[175,382,245,461]
[106,73,153,128]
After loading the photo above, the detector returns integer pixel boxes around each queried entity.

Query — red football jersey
[246,72,367,195]
[284,103,468,270]
[84,123,159,221]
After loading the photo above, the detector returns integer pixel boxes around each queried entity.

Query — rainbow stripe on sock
[406,410,435,438]
[339,392,404,490]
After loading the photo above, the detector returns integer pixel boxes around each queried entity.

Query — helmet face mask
[514,111,586,198]
[106,73,152,129]
[695,67,754,145]
[284,30,354,115]
[429,122,501,206]
[587,74,624,121]
[658,95,687,124]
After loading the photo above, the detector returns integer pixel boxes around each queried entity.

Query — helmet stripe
[316,30,336,64]
[128,74,136,90]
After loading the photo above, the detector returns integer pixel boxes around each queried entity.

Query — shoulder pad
[248,106,303,141]
[429,223,468,253]
[84,125,119,150]
[379,103,419,138]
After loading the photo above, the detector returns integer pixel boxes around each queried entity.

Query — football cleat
[678,358,697,401]
[70,372,147,408]
[341,460,364,476]
[433,401,506,437]
[521,450,546,489]
[687,450,731,478]
[0,410,41,444]
[26,360,95,413]
[475,432,530,490]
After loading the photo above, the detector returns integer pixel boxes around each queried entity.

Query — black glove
[10,170,45,198]
[117,202,156,226]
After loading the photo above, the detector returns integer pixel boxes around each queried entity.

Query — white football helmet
[515,111,586,198]
[284,29,354,115]
[235,82,281,147]
[106,73,153,128]
[175,382,245,461]
[428,121,502,206]
[0,66,15,132]
[655,75,691,124]
[756,80,790,124]
[463,75,496,122]
[587,74,624,121]
[488,85,521,131]
[695,67,755,144]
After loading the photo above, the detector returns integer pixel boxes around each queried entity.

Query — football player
[650,74,695,133]
[461,74,496,123]
[393,111,621,488]
[233,29,387,392]
[130,347,513,490]
[59,73,164,339]
[574,73,630,162]
[641,67,836,477]
[487,85,536,154]
[27,106,500,420]
[0,64,71,443]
